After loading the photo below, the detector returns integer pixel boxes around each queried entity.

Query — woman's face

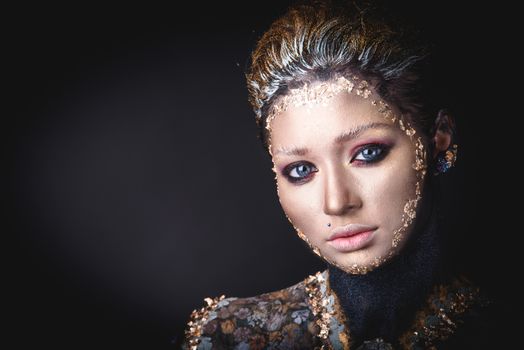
[269,83,424,273]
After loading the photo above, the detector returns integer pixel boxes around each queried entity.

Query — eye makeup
[282,161,318,184]
[350,142,393,166]
[280,141,393,185]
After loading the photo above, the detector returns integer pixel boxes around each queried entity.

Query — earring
[435,144,458,174]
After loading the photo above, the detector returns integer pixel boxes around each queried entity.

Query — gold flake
[184,295,226,349]
[306,271,481,349]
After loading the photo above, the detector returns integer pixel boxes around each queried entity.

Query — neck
[327,181,444,346]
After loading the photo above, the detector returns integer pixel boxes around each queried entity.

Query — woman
[182,1,490,349]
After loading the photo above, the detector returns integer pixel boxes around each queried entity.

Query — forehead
[269,91,397,147]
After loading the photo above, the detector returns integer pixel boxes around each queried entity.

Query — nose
[323,164,361,216]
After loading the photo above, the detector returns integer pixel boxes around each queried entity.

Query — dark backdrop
[7,1,518,349]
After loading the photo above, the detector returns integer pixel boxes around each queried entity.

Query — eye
[283,162,318,183]
[352,144,390,164]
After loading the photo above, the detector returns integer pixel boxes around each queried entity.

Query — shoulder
[182,274,321,350]
[400,275,494,349]
[437,276,512,349]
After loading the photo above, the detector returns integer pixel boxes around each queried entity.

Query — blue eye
[352,144,389,163]
[283,162,317,183]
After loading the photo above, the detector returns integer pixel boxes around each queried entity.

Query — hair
[246,0,435,153]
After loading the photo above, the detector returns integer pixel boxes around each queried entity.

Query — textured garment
[182,269,484,349]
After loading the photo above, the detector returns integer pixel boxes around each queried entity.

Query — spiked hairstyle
[246,0,433,153]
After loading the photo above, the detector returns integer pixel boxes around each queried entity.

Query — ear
[431,109,456,159]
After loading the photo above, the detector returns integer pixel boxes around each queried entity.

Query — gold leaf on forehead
[266,76,359,129]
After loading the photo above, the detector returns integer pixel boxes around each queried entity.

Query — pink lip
[327,223,377,252]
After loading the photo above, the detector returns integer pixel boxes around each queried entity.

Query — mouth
[327,223,377,252]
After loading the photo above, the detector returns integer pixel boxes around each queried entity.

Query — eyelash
[282,143,391,184]
[282,162,318,184]
[351,143,391,165]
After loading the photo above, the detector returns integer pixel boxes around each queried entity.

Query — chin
[331,249,395,274]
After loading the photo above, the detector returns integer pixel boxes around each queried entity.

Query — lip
[327,223,377,252]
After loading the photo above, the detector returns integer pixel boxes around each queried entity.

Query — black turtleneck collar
[327,179,446,347]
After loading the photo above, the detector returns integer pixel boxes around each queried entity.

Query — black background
[7,1,518,349]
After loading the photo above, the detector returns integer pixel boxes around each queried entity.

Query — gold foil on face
[373,101,427,252]
[355,79,372,98]
[265,76,355,156]
[267,76,355,127]
[269,75,427,275]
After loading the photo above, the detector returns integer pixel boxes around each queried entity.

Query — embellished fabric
[182,271,484,349]
[183,278,321,350]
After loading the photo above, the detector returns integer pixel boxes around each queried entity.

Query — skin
[269,89,422,272]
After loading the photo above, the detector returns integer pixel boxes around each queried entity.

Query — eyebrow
[273,122,393,157]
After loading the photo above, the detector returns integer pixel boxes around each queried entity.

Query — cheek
[276,178,320,230]
[365,153,418,228]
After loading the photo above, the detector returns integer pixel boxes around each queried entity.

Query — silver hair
[246,0,431,151]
